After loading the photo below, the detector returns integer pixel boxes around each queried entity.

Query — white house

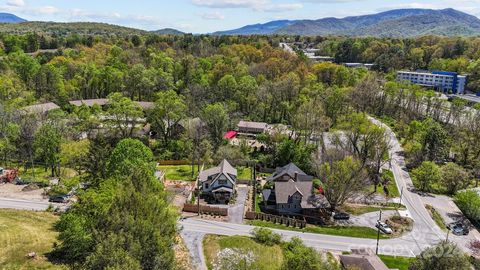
[199,160,237,204]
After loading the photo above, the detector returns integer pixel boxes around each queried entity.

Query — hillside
[218,8,480,37]
[0,21,146,36]
[0,13,26,23]
[151,28,185,35]
[213,20,295,35]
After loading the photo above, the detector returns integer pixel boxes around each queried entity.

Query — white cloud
[192,0,268,9]
[191,0,302,12]
[200,11,225,20]
[33,6,60,15]
[6,0,24,7]
[300,0,366,2]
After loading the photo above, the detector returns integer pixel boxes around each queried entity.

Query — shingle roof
[267,163,313,182]
[136,101,155,110]
[339,254,390,270]
[22,102,60,114]
[274,180,311,204]
[237,120,268,130]
[69,99,108,107]
[198,159,237,183]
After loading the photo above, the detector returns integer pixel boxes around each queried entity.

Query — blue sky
[1,0,479,33]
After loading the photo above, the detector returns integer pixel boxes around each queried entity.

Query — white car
[376,222,393,234]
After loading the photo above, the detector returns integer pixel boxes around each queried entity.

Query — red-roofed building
[224,131,237,140]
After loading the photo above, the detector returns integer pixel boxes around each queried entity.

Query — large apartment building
[397,70,467,94]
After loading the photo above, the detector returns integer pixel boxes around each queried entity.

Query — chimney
[294,172,298,181]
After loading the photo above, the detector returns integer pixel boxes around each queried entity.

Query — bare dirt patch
[0,183,47,201]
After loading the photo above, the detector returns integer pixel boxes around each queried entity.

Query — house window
[205,183,209,189]
[219,180,227,185]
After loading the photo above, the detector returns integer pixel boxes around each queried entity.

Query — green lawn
[158,165,251,181]
[425,204,447,231]
[248,220,389,239]
[237,166,252,180]
[203,234,283,270]
[378,255,414,270]
[0,209,66,270]
[368,170,400,198]
[158,165,199,181]
[255,194,262,212]
[342,204,403,216]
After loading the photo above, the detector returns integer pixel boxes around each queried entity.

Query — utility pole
[376,209,382,255]
[398,186,404,209]
[197,178,201,216]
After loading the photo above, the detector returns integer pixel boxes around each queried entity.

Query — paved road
[180,230,207,270]
[422,194,480,250]
[0,197,52,211]
[370,117,446,244]
[181,218,418,257]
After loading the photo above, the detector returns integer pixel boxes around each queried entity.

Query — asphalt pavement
[0,197,52,211]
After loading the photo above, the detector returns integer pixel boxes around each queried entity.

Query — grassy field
[203,234,283,270]
[379,255,414,270]
[0,209,66,270]
[248,220,389,239]
[158,165,199,181]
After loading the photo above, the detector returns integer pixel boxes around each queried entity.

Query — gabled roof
[267,163,313,182]
[69,99,108,107]
[274,180,311,204]
[237,120,268,130]
[273,179,330,209]
[21,102,60,114]
[198,159,237,183]
[339,254,390,270]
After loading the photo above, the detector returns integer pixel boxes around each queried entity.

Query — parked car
[376,221,393,234]
[49,196,69,203]
[333,212,350,220]
[448,222,469,236]
[15,178,31,185]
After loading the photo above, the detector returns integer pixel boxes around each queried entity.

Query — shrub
[251,228,282,246]
[454,190,480,223]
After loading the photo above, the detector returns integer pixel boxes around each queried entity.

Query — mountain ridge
[217,8,480,37]
[0,13,27,23]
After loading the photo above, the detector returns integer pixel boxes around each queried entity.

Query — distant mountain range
[214,20,295,35]
[0,12,26,23]
[214,8,480,37]
[1,8,480,37]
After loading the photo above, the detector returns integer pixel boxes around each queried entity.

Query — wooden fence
[183,203,228,216]
[245,211,306,229]
[158,160,189,166]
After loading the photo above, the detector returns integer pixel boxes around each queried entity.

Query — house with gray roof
[237,120,268,134]
[21,102,61,115]
[199,159,237,204]
[69,99,154,111]
[339,249,391,270]
[263,163,329,215]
